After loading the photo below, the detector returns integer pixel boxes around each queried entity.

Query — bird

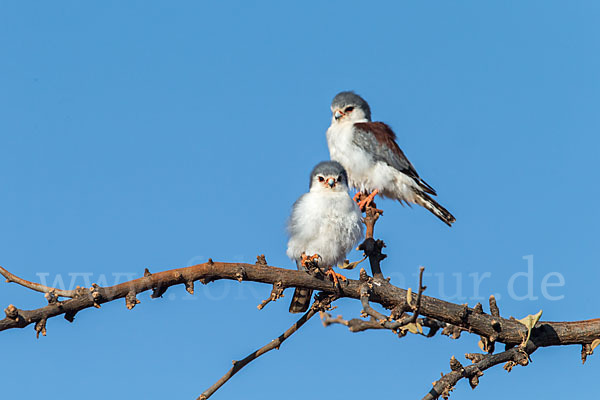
[326,91,456,226]
[286,161,364,313]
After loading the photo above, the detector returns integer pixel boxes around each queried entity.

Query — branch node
[125,291,140,310]
[235,267,246,283]
[4,304,19,320]
[442,324,463,340]
[45,289,59,305]
[257,281,284,310]
[473,303,483,314]
[255,255,267,266]
[90,284,102,308]
[185,280,195,295]
[35,318,47,339]
[143,268,152,277]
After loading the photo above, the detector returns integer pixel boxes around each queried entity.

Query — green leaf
[517,310,543,345]
[338,256,367,270]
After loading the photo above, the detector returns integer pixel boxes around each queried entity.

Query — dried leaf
[338,256,367,270]
[407,287,413,307]
[417,322,423,334]
[591,339,600,352]
[478,340,485,351]
[517,310,543,345]
[406,323,419,334]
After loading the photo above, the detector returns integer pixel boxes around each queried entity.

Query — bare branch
[198,294,333,399]
[2,263,599,350]
[422,341,538,400]
[0,265,77,298]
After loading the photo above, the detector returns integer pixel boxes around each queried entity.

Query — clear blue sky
[1,1,598,399]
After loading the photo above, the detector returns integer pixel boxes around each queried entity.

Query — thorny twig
[422,341,538,400]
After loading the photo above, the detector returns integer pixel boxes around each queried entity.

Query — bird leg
[357,189,379,211]
[352,192,362,202]
[325,266,347,288]
[301,253,321,268]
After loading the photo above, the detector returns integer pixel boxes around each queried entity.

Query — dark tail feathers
[289,288,313,313]
[415,191,456,227]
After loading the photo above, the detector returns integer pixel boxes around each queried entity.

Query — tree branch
[422,341,538,400]
[2,262,599,348]
[198,293,334,399]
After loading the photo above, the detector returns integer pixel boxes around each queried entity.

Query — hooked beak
[334,109,344,120]
[327,178,335,188]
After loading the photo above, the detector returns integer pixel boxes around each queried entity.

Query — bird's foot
[325,267,347,288]
[352,192,362,203]
[358,189,380,212]
[301,253,321,268]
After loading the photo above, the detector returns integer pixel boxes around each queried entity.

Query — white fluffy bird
[286,161,364,313]
[326,91,456,226]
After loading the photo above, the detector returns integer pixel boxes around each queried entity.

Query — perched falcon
[326,91,456,226]
[286,161,364,313]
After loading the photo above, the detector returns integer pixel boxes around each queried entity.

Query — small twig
[0,265,77,298]
[422,341,538,400]
[406,266,427,324]
[198,295,333,400]
[257,281,285,310]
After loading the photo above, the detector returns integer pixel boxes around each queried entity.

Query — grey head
[309,161,349,191]
[331,91,371,121]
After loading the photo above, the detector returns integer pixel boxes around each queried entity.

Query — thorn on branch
[449,356,464,372]
[125,291,140,310]
[35,318,47,339]
[489,295,500,317]
[185,280,195,295]
[255,255,267,266]
[465,353,486,364]
[468,367,483,389]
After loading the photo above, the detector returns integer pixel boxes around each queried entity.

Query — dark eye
[318,176,324,182]
[344,106,354,112]
[338,175,343,182]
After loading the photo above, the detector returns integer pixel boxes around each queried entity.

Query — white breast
[286,191,363,267]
